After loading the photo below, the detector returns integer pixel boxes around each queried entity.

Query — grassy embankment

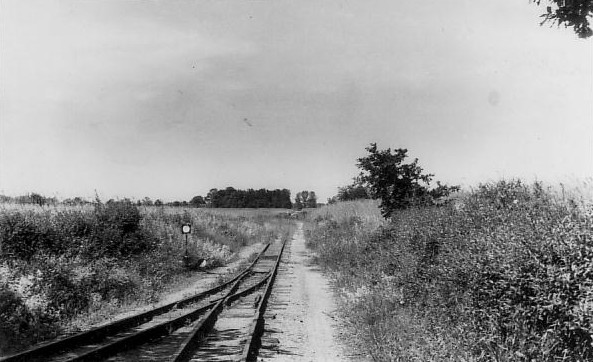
[305,180,593,361]
[0,201,293,356]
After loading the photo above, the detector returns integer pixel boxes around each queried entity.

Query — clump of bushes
[306,180,593,361]
[0,200,156,260]
[85,200,156,258]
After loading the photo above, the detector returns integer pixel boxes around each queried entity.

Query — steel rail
[0,244,270,362]
[238,239,287,362]
[168,270,250,362]
[63,302,216,362]
[61,273,274,362]
[169,240,287,362]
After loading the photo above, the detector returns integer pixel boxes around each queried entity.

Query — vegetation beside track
[305,181,593,361]
[0,202,293,356]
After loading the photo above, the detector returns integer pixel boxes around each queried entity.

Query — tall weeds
[306,180,593,361]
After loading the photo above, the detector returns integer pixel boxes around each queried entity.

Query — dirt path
[260,222,357,361]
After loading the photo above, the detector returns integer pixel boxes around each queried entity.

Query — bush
[41,263,90,318]
[51,211,94,255]
[0,211,56,260]
[0,200,154,260]
[85,258,139,302]
[77,199,156,258]
[0,284,59,355]
[0,286,33,352]
[95,199,141,236]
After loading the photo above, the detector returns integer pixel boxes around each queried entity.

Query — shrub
[94,199,141,236]
[0,201,154,260]
[81,199,156,258]
[39,261,90,318]
[0,211,56,260]
[0,283,59,355]
[79,259,138,302]
[51,211,94,254]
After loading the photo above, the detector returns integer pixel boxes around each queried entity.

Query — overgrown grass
[305,180,593,361]
[307,199,384,230]
[0,202,293,356]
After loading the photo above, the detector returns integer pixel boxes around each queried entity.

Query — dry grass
[0,202,94,213]
[308,199,384,230]
[305,180,593,361]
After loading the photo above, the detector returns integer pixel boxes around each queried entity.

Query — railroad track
[1,237,287,362]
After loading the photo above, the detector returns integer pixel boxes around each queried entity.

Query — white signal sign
[182,224,191,234]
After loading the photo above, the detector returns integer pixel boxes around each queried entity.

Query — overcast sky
[1,0,591,202]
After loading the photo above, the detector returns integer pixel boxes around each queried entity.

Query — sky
[1,0,592,203]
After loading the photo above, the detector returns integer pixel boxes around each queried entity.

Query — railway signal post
[182,224,191,266]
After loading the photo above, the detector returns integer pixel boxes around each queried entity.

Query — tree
[205,189,218,208]
[29,193,46,206]
[154,199,163,207]
[189,195,205,208]
[294,194,303,209]
[202,188,291,208]
[295,191,308,209]
[533,0,593,38]
[299,191,310,207]
[357,143,458,217]
[295,191,317,209]
[70,197,86,206]
[337,180,370,201]
[306,191,317,208]
[279,189,293,209]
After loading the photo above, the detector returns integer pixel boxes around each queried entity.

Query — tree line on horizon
[202,187,293,208]
[0,187,298,209]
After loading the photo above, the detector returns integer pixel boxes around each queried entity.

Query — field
[305,180,593,361]
[0,202,294,356]
[4,179,593,360]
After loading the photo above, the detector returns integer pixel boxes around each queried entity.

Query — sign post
[181,224,191,264]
